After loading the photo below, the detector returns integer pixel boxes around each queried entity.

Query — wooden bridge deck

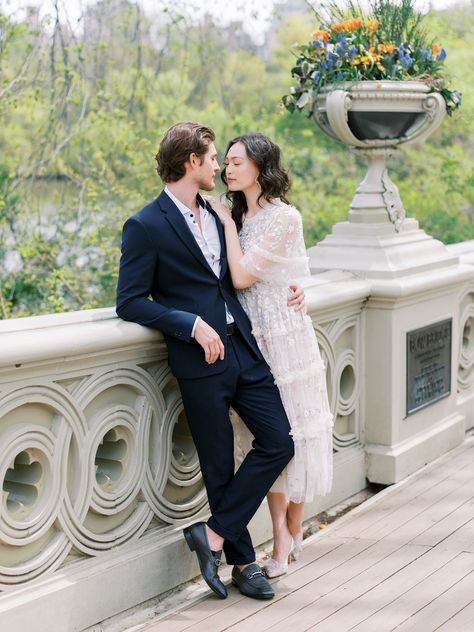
[139,435,474,632]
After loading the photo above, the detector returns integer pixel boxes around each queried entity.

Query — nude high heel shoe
[290,532,303,561]
[262,549,292,578]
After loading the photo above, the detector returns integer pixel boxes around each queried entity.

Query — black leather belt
[226,322,236,336]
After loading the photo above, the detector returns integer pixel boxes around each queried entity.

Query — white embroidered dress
[234,198,333,503]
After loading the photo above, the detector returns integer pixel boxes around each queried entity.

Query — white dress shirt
[164,187,234,335]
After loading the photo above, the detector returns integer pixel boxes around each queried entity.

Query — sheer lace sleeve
[239,205,310,284]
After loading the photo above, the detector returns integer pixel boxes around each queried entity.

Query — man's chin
[200,183,215,192]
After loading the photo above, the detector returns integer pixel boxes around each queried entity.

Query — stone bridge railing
[0,247,473,631]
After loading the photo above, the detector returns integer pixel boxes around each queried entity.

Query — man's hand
[288,283,306,313]
[194,318,225,364]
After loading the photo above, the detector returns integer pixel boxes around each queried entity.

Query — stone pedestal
[309,221,474,484]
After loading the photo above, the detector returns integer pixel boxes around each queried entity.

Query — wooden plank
[343,551,474,632]
[336,458,474,541]
[332,442,474,539]
[412,503,474,551]
[143,537,351,632]
[170,538,375,632]
[395,569,474,631]
[432,598,474,631]
[245,544,428,632]
[408,478,474,548]
[439,519,474,553]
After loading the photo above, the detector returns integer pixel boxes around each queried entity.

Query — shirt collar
[164,186,206,218]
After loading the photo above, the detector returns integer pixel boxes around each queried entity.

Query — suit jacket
[116,190,263,378]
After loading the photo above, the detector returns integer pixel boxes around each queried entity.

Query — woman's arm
[206,196,258,289]
[206,197,306,308]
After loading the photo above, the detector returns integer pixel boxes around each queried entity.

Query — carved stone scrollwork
[382,169,405,231]
[0,361,207,587]
[313,314,362,452]
[458,291,474,393]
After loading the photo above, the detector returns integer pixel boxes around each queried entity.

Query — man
[116,122,301,600]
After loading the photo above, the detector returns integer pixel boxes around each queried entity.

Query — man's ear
[188,152,200,169]
[188,152,205,170]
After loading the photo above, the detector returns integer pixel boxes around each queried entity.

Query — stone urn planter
[312,80,446,231]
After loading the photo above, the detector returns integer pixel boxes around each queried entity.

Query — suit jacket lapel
[158,190,216,275]
[201,197,228,280]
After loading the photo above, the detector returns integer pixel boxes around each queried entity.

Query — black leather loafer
[183,522,227,599]
[231,563,275,600]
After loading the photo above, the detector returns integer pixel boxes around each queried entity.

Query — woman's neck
[243,185,265,217]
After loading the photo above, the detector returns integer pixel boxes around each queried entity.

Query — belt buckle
[227,323,236,336]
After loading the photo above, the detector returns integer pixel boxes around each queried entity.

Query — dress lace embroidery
[231,198,333,502]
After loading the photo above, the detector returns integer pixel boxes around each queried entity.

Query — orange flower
[378,43,395,54]
[354,18,362,29]
[332,22,343,33]
[343,19,356,32]
[432,43,442,55]
[311,30,330,42]
[366,19,379,32]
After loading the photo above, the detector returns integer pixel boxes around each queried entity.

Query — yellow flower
[377,63,385,71]
[366,19,379,32]
[350,58,361,66]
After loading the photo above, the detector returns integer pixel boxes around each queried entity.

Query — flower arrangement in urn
[283,0,461,116]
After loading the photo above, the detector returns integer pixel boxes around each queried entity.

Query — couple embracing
[116,122,333,600]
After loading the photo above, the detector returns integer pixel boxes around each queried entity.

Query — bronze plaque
[406,318,452,416]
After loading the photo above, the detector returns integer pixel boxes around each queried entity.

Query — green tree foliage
[0,1,472,318]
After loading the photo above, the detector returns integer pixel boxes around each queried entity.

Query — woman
[208,133,333,578]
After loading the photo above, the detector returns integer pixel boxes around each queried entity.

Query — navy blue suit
[116,190,294,564]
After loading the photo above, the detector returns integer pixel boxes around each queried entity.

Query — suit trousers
[177,328,294,565]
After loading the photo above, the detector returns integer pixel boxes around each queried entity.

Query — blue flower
[436,48,447,61]
[337,71,344,81]
[337,34,347,45]
[421,46,431,60]
[347,45,357,58]
[320,60,328,69]
[311,70,320,82]
[336,44,344,55]
[328,52,338,62]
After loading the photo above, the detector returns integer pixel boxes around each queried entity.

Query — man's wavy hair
[221,133,291,231]
[155,122,215,183]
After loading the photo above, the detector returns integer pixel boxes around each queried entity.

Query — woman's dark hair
[156,122,215,183]
[221,133,291,230]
